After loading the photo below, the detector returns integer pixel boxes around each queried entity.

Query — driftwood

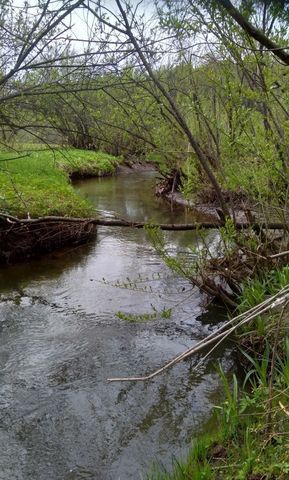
[96,219,287,230]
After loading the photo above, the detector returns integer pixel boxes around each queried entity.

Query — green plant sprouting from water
[145,225,204,280]
[100,271,190,296]
[116,305,172,323]
[219,218,238,255]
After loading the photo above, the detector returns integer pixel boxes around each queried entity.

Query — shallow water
[0,171,233,480]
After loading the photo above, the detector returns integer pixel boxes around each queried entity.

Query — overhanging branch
[218,0,289,65]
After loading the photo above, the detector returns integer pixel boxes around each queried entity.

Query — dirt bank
[0,216,97,264]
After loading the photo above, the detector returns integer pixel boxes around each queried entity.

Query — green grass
[148,267,289,479]
[0,147,121,218]
[149,378,289,480]
[55,149,121,177]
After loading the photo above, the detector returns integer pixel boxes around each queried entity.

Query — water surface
[0,171,232,480]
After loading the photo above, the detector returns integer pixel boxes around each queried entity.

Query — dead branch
[107,286,289,382]
[269,250,289,259]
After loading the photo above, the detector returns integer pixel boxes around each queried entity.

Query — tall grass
[148,266,289,479]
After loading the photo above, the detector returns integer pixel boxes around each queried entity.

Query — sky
[10,0,157,54]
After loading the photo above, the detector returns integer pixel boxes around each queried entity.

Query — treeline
[1,0,289,211]
[9,59,289,206]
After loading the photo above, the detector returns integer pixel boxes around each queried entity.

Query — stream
[0,171,234,480]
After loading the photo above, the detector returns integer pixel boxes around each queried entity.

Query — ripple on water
[0,172,232,480]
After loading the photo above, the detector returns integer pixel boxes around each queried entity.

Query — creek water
[0,171,233,480]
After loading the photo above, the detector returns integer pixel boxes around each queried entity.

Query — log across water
[0,213,286,264]
[2,213,286,229]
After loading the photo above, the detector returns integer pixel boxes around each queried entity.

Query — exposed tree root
[0,215,97,263]
[190,237,289,307]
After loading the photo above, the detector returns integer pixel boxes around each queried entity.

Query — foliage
[0,0,289,213]
[54,149,121,177]
[0,2,288,478]
[116,306,172,323]
[239,266,289,311]
[145,225,200,279]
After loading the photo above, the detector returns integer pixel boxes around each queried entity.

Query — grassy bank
[149,267,289,480]
[0,147,121,218]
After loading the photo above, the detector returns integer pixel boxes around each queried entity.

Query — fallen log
[1,214,287,230]
[0,213,287,264]
[95,219,287,230]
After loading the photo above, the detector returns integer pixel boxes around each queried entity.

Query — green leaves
[116,305,172,323]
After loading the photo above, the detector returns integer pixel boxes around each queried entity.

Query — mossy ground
[0,147,121,218]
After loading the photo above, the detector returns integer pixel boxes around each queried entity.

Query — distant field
[0,147,121,218]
